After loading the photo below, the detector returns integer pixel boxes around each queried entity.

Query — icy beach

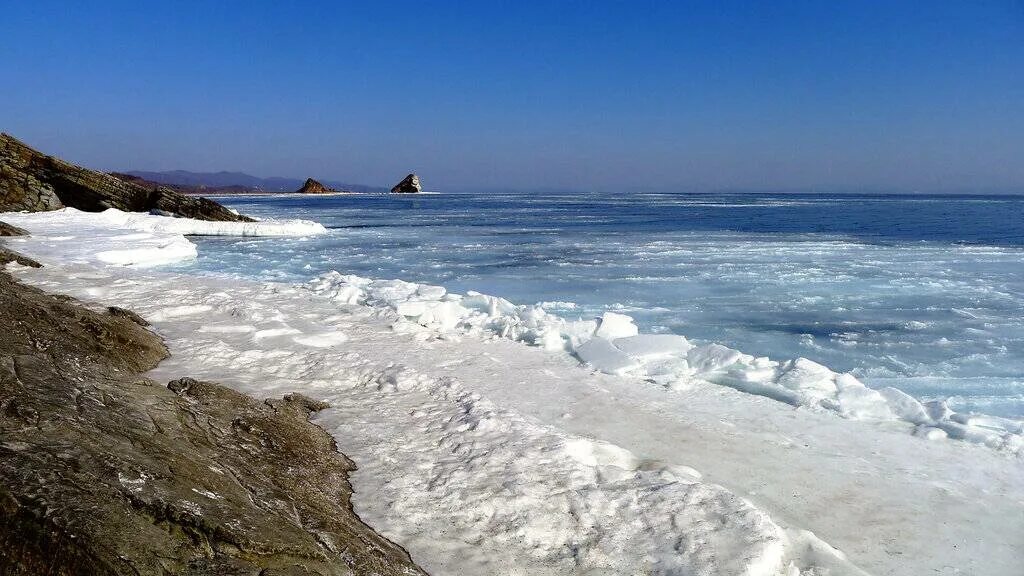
[188,191,1024,421]
[3,208,1022,575]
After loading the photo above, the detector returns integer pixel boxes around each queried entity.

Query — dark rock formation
[390,174,422,194]
[296,178,337,194]
[106,305,151,327]
[0,263,426,575]
[0,247,41,268]
[0,221,28,237]
[0,134,253,222]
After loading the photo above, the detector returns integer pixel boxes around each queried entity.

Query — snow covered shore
[1,208,326,266]
[3,209,1023,575]
[305,272,1023,454]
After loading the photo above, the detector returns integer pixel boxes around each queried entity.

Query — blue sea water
[177,192,1024,418]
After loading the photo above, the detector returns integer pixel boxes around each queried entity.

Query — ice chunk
[462,292,517,317]
[95,237,198,267]
[575,338,642,375]
[396,301,429,317]
[417,301,471,331]
[835,376,895,420]
[914,426,949,440]
[594,312,639,340]
[612,334,692,361]
[369,279,420,303]
[687,344,744,374]
[923,400,954,421]
[561,319,599,348]
[416,285,446,300]
[878,387,931,424]
[776,358,838,397]
[538,328,566,351]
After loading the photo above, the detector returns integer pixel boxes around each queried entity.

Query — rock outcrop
[0,247,40,268]
[0,261,426,575]
[390,174,422,194]
[296,178,337,194]
[0,134,253,222]
[0,221,28,237]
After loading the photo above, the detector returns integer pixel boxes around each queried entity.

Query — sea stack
[391,173,422,194]
[296,178,335,194]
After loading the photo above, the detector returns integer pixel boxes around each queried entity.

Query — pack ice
[306,271,1024,454]
[4,208,1023,576]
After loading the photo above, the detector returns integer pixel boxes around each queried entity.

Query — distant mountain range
[124,170,386,193]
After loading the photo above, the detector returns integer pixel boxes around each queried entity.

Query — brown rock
[0,221,29,237]
[0,247,41,268]
[106,306,150,327]
[296,178,336,194]
[0,264,427,575]
[0,133,253,222]
[390,174,422,194]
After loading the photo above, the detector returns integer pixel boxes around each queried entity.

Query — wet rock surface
[0,247,41,268]
[0,221,28,237]
[0,133,253,222]
[0,260,426,575]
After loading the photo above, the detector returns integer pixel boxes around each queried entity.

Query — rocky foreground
[0,238,425,575]
[0,133,251,222]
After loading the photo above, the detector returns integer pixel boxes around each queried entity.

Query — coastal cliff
[0,134,252,222]
[0,253,426,575]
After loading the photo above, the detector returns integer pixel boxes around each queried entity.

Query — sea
[175,191,1024,419]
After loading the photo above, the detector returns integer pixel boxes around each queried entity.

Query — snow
[612,334,693,360]
[574,337,641,375]
[4,209,1022,453]
[209,193,1024,422]
[0,208,325,267]
[4,208,1024,576]
[303,271,1024,454]
[593,311,639,339]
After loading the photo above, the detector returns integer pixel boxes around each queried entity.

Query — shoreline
[7,208,1021,455]
[200,191,442,199]
[3,209,1022,575]
[0,243,426,574]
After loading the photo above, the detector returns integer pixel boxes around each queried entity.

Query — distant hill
[125,170,386,193]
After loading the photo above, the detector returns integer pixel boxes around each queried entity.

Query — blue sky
[2,1,1022,192]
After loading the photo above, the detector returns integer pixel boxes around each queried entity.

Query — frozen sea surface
[4,205,1023,575]
[180,192,1024,418]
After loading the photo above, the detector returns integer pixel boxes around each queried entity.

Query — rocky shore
[0,246,426,575]
[1,133,251,221]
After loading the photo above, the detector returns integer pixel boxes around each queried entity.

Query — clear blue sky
[3,1,1022,192]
